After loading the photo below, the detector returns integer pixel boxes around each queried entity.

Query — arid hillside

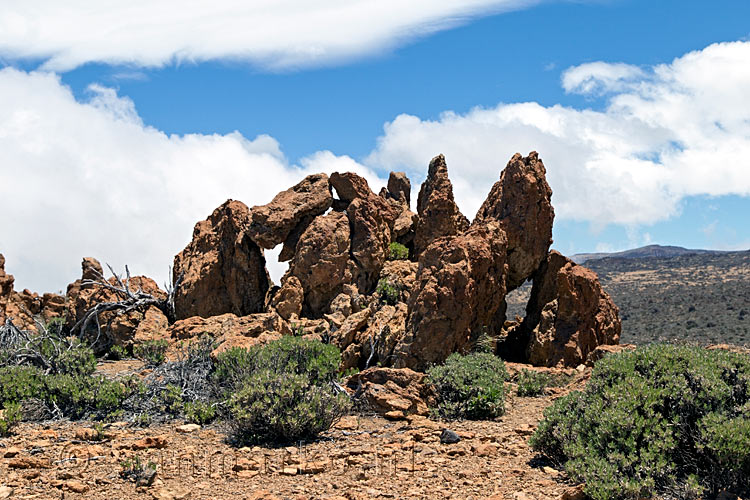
[507,250,750,347]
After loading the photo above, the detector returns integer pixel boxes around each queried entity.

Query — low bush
[426,352,508,420]
[388,242,409,260]
[0,402,21,437]
[134,340,168,366]
[515,369,550,397]
[530,344,750,500]
[375,278,400,305]
[229,370,349,445]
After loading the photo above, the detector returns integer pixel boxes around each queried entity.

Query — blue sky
[2,0,750,291]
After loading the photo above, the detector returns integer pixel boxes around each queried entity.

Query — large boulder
[173,200,270,320]
[474,152,554,291]
[267,275,304,321]
[394,223,508,370]
[286,210,353,317]
[0,254,64,331]
[346,367,432,418]
[0,254,13,321]
[521,251,621,367]
[247,173,332,258]
[385,171,411,206]
[413,155,469,258]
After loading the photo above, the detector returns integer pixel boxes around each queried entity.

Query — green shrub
[0,402,21,437]
[134,340,168,366]
[108,344,129,360]
[516,369,550,397]
[530,344,750,500]
[376,278,400,305]
[213,335,340,397]
[426,352,508,420]
[388,242,409,260]
[229,370,349,445]
[0,365,131,421]
[184,401,216,425]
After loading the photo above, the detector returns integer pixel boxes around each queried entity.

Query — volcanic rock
[522,251,621,367]
[0,254,13,321]
[268,275,304,321]
[173,200,270,320]
[386,171,411,206]
[395,223,508,370]
[413,155,469,258]
[474,152,554,291]
[247,173,332,253]
[0,255,64,330]
[168,312,289,358]
[286,211,353,317]
[346,367,431,417]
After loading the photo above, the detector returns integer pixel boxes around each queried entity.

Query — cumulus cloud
[0,68,383,291]
[366,41,750,227]
[3,41,750,292]
[0,0,539,71]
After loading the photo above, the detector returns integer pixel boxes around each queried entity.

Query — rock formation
[247,173,332,259]
[474,152,554,291]
[0,254,64,331]
[385,171,411,206]
[173,200,269,320]
[395,223,508,370]
[345,367,432,418]
[413,155,469,258]
[520,251,621,367]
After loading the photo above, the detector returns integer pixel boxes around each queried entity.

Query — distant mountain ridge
[570,244,731,264]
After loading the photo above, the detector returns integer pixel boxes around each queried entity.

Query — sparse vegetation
[530,344,750,500]
[0,401,21,436]
[388,242,409,260]
[376,278,400,305]
[426,352,508,420]
[515,369,549,397]
[133,339,168,366]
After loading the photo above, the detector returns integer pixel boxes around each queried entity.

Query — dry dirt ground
[0,365,586,500]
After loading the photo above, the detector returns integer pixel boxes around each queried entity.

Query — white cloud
[0,68,382,291]
[366,41,750,228]
[0,0,540,71]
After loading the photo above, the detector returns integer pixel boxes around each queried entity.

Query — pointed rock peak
[475,151,554,291]
[81,257,103,281]
[329,172,373,203]
[413,154,469,258]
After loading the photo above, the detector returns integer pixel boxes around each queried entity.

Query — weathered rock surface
[413,155,469,258]
[521,251,621,367]
[378,260,418,303]
[0,254,64,331]
[64,259,168,346]
[287,211,352,317]
[346,367,432,417]
[168,312,289,358]
[385,171,411,206]
[395,223,508,370]
[474,152,554,291]
[173,200,269,320]
[247,173,332,253]
[268,276,304,321]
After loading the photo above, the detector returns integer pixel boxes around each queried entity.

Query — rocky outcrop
[65,258,169,347]
[168,312,290,358]
[346,367,432,418]
[0,255,64,330]
[413,155,469,258]
[0,254,13,321]
[173,200,270,320]
[247,173,332,258]
[395,223,508,370]
[521,251,621,367]
[385,171,411,206]
[287,211,353,317]
[268,276,304,321]
[475,152,554,291]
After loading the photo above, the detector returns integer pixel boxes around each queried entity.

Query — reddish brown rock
[0,255,64,330]
[378,260,418,303]
[395,223,508,370]
[0,254,13,321]
[521,251,621,367]
[173,200,270,320]
[65,261,168,346]
[248,173,332,255]
[168,312,289,358]
[287,211,352,317]
[346,367,432,417]
[268,275,304,321]
[385,171,411,206]
[329,172,374,203]
[474,152,554,291]
[413,155,469,258]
